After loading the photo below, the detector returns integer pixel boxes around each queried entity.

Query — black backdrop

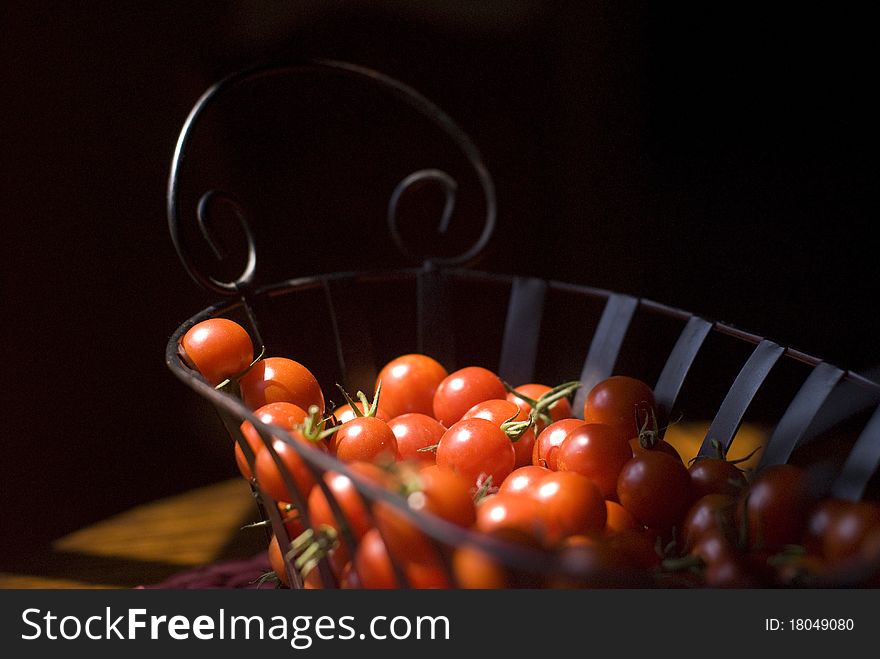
[2,2,877,558]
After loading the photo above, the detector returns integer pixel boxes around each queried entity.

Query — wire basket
[166,61,880,588]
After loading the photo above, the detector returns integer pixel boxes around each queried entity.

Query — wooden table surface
[0,422,767,589]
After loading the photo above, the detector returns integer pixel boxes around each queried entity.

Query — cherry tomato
[582,375,657,438]
[333,416,398,464]
[237,402,308,480]
[550,541,646,588]
[453,544,509,589]
[307,462,390,542]
[604,528,661,570]
[267,534,290,587]
[432,366,507,427]
[737,464,813,552]
[604,500,639,534]
[498,465,552,496]
[254,432,327,503]
[507,383,573,434]
[376,354,448,418]
[436,417,516,488]
[532,418,585,470]
[617,451,693,531]
[376,465,475,566]
[556,423,632,499]
[532,471,607,544]
[805,499,880,564]
[240,357,325,414]
[681,493,736,551]
[462,398,535,468]
[355,528,399,589]
[388,413,445,466]
[180,318,254,386]
[475,493,547,546]
[688,457,748,499]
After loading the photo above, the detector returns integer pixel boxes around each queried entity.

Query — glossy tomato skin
[681,493,736,551]
[436,417,516,488]
[453,545,509,589]
[737,464,813,552]
[240,357,325,414]
[475,493,548,546]
[307,463,390,542]
[583,376,657,438]
[688,458,748,499]
[237,402,308,480]
[267,534,291,587]
[388,413,445,466]
[805,499,880,565]
[532,418,585,470]
[432,366,507,427]
[556,423,632,499]
[376,354,448,419]
[498,465,552,496]
[333,416,398,464]
[617,451,693,531]
[254,433,326,503]
[604,500,639,534]
[630,437,683,463]
[506,383,574,434]
[462,398,535,469]
[331,402,391,425]
[180,318,254,386]
[532,471,607,545]
[355,528,399,589]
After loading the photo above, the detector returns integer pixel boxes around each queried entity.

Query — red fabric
[138,552,276,589]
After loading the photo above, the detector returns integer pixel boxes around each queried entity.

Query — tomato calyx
[504,380,581,428]
[473,474,497,504]
[334,381,384,419]
[634,408,662,450]
[296,405,340,444]
[288,525,339,579]
[689,439,760,468]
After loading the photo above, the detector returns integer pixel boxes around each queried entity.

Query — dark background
[2,2,877,561]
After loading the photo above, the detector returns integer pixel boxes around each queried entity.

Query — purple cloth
[138,552,276,589]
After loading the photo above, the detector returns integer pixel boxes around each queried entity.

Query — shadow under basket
[165,62,880,589]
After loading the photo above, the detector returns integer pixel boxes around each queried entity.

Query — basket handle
[167,60,497,296]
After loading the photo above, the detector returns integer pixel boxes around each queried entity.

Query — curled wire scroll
[167,60,497,295]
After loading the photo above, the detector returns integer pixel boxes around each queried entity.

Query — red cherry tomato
[375,354,448,418]
[498,465,552,496]
[462,398,535,469]
[805,499,880,564]
[254,431,327,503]
[681,493,736,551]
[630,437,683,463]
[432,366,507,427]
[556,423,632,499]
[604,500,639,534]
[532,418,585,470]
[267,534,290,587]
[376,465,476,567]
[475,493,548,546]
[737,464,813,552]
[180,318,254,386]
[307,463,390,542]
[239,357,325,414]
[436,417,516,488]
[388,413,445,466]
[617,451,693,531]
[582,375,657,438]
[506,383,573,434]
[333,416,398,464]
[531,471,607,545]
[237,402,308,480]
[453,545,509,589]
[688,457,748,499]
[355,528,399,589]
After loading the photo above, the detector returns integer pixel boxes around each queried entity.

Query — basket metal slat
[497,277,547,386]
[758,362,845,469]
[571,294,639,417]
[653,315,713,418]
[698,339,785,457]
[831,404,880,501]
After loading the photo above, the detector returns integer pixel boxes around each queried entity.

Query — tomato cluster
[180,318,880,588]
